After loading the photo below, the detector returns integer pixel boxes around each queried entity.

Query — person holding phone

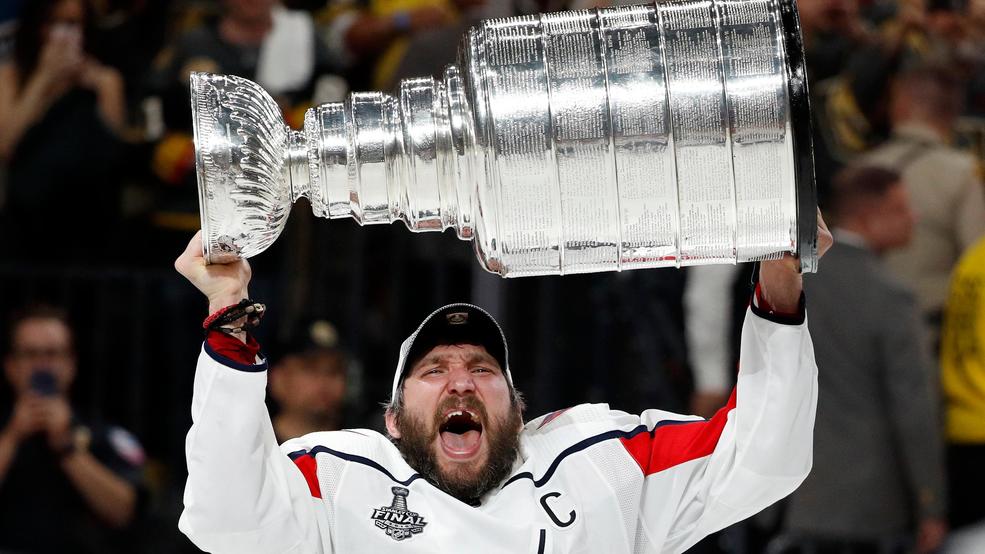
[0,305,145,553]
[0,0,128,264]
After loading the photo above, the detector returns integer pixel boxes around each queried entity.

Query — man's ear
[385,409,401,439]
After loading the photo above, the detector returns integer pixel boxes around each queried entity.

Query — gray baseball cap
[391,303,512,402]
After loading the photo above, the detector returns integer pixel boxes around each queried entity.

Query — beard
[393,395,522,505]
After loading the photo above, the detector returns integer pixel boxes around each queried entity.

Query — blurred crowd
[0,0,983,552]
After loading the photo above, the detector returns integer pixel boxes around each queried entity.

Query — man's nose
[446,367,476,394]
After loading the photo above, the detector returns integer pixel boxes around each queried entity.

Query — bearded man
[175,215,831,553]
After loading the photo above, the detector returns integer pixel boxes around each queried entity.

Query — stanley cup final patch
[371,487,428,541]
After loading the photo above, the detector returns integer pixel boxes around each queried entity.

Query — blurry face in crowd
[865,183,917,252]
[271,352,347,420]
[44,0,85,45]
[972,0,985,20]
[386,344,522,503]
[3,318,76,397]
[223,0,276,22]
[926,8,961,38]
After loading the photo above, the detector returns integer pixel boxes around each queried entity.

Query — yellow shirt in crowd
[941,237,985,444]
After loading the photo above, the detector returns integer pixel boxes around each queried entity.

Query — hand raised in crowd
[77,57,127,133]
[78,58,121,93]
[35,23,85,91]
[2,395,72,450]
[38,396,74,452]
[2,396,48,445]
[175,231,252,315]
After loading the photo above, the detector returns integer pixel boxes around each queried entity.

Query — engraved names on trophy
[717,0,796,261]
[543,10,618,274]
[600,5,677,269]
[484,17,559,276]
[660,0,736,265]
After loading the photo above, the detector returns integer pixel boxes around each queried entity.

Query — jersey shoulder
[520,403,643,456]
[281,428,413,479]
[524,403,699,438]
[525,403,635,434]
[515,404,703,481]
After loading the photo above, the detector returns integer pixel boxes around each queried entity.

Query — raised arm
[174,232,332,553]
[633,214,832,553]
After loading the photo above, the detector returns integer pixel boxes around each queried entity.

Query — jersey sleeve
[178,343,334,554]
[627,303,817,553]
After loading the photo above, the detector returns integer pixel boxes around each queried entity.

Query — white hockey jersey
[179,307,817,553]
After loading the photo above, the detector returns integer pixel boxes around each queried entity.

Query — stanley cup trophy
[191,0,817,277]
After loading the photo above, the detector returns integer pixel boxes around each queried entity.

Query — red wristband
[206,329,261,365]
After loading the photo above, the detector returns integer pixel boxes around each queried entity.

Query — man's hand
[759,209,833,313]
[36,25,85,90]
[2,396,48,445]
[175,231,252,315]
[38,397,74,452]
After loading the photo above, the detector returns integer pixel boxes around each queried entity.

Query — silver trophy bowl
[191,0,817,275]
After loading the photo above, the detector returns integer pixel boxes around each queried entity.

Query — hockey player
[174,214,832,553]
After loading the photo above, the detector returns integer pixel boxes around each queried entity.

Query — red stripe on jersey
[537,407,571,430]
[292,454,322,498]
[620,388,737,476]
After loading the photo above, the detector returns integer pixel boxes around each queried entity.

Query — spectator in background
[0,0,127,263]
[798,0,872,82]
[812,0,963,194]
[85,0,172,111]
[940,237,985,541]
[354,0,493,91]
[787,0,876,206]
[965,0,985,115]
[315,0,470,90]
[862,66,985,352]
[775,166,947,554]
[269,320,351,443]
[0,305,145,553]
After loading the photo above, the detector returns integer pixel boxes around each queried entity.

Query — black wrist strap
[203,299,266,335]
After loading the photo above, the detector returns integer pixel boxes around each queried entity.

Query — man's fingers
[816,208,834,258]
[183,230,204,259]
[175,231,205,276]
[22,396,46,412]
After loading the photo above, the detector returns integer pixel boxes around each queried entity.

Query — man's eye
[423,368,442,376]
[472,367,491,374]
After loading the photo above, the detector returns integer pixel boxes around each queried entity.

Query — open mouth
[438,409,483,460]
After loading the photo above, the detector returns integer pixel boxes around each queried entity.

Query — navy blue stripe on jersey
[502,419,698,489]
[288,446,422,487]
[750,288,807,326]
[203,340,268,372]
